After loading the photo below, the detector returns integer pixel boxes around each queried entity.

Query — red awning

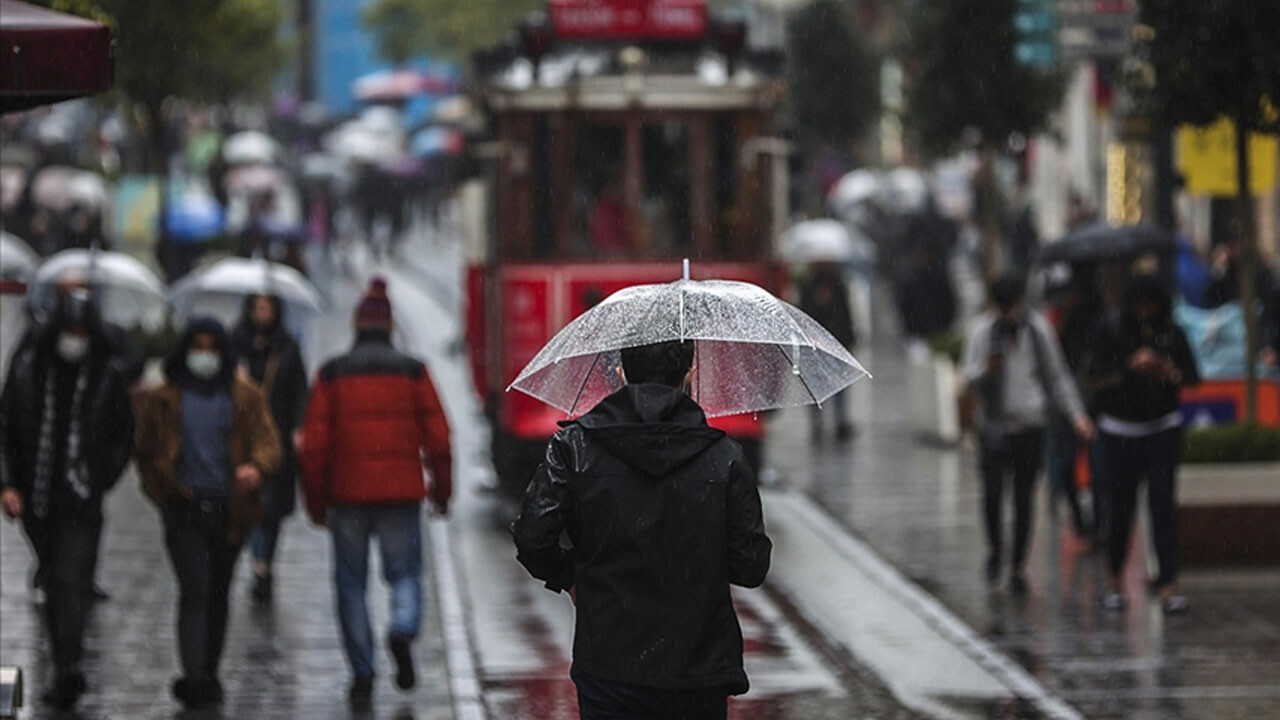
[1,0,113,112]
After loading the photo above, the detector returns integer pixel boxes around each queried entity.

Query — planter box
[1177,462,1280,565]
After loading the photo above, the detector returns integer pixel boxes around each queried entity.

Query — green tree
[363,0,542,63]
[903,0,1063,278]
[787,0,879,145]
[1137,0,1280,424]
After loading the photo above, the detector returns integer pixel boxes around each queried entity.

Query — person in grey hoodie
[962,275,1094,594]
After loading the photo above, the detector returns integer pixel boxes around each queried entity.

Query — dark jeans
[980,428,1045,571]
[571,666,728,720]
[249,514,284,569]
[163,497,241,685]
[1047,415,1102,537]
[23,507,102,675]
[1100,428,1183,587]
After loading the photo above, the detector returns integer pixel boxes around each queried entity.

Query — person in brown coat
[135,316,281,709]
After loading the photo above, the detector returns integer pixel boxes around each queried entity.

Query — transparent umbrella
[29,248,167,330]
[781,219,876,265]
[222,130,282,166]
[168,257,322,338]
[1,231,38,281]
[509,267,870,418]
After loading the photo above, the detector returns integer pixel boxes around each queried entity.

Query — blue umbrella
[411,126,463,157]
[164,194,225,242]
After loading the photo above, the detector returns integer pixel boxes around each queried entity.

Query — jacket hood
[165,315,236,391]
[568,383,725,477]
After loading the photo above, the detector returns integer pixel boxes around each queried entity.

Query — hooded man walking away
[512,339,773,720]
[299,277,452,704]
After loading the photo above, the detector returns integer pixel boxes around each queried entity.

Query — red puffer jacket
[300,336,452,517]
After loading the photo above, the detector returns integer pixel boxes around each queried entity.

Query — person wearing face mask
[0,290,135,710]
[134,316,282,709]
[230,294,308,606]
[1084,274,1200,614]
[961,275,1094,596]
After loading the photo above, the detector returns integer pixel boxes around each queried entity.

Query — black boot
[40,671,86,710]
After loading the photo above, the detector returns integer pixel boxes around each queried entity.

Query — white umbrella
[882,167,930,214]
[510,271,870,418]
[827,169,881,217]
[66,171,110,209]
[222,130,283,166]
[1,231,39,281]
[781,219,871,264]
[29,249,168,330]
[169,257,323,325]
[30,165,81,211]
[1,165,28,213]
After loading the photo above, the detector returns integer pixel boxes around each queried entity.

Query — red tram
[464,0,790,490]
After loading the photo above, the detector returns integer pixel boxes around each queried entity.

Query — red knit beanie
[354,276,393,332]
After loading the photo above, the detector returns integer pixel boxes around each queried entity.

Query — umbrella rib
[568,352,602,418]
[775,344,821,408]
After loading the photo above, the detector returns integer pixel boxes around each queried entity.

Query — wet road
[4,216,1279,719]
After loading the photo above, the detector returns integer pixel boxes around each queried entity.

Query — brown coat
[134,377,283,543]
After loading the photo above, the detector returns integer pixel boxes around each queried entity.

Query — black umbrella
[1036,222,1172,265]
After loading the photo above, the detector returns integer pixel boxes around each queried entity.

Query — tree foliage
[43,0,286,111]
[903,0,1063,157]
[363,0,543,63]
[1136,0,1280,133]
[786,0,879,144]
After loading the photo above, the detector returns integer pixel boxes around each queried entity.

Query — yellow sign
[1177,117,1278,196]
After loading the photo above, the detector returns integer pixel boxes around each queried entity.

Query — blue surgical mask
[186,351,221,379]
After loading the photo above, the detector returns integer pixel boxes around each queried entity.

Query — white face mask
[187,351,221,379]
[56,333,90,363]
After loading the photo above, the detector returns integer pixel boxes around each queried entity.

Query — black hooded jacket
[165,316,237,395]
[512,384,771,695]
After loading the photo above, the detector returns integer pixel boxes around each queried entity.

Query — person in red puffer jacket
[299,276,451,704]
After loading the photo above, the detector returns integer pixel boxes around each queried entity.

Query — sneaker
[1103,592,1127,611]
[251,572,273,606]
[40,671,86,710]
[349,675,374,704]
[1162,594,1190,614]
[389,631,416,690]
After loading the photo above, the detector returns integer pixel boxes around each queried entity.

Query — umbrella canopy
[881,167,929,214]
[222,130,283,166]
[29,249,167,330]
[164,193,224,242]
[299,152,351,188]
[411,126,464,157]
[1,230,38,282]
[1037,222,1172,265]
[30,165,84,211]
[0,0,113,112]
[169,257,322,319]
[827,169,881,217]
[352,68,458,103]
[1,164,27,212]
[509,277,871,418]
[781,219,876,265]
[223,164,290,195]
[66,170,110,209]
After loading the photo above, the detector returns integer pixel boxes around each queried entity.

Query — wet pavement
[5,218,1280,719]
[767,331,1280,720]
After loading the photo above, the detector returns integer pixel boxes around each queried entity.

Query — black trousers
[23,507,102,675]
[572,666,728,720]
[163,498,241,685]
[1100,428,1183,587]
[979,428,1045,571]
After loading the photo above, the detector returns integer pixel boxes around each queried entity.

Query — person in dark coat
[134,316,282,708]
[1085,275,1200,614]
[231,294,309,605]
[512,339,772,720]
[896,241,957,342]
[799,263,857,440]
[0,289,135,709]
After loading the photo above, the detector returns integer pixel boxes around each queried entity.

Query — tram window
[641,121,691,255]
[575,124,626,257]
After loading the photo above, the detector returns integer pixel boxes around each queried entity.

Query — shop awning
[1,0,113,112]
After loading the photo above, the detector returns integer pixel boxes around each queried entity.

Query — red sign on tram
[548,0,709,41]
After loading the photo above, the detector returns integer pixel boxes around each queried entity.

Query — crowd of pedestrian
[1,275,452,711]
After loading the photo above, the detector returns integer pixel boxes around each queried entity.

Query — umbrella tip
[682,258,690,281]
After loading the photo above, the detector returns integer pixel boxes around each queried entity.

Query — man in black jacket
[0,290,135,709]
[512,339,772,720]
